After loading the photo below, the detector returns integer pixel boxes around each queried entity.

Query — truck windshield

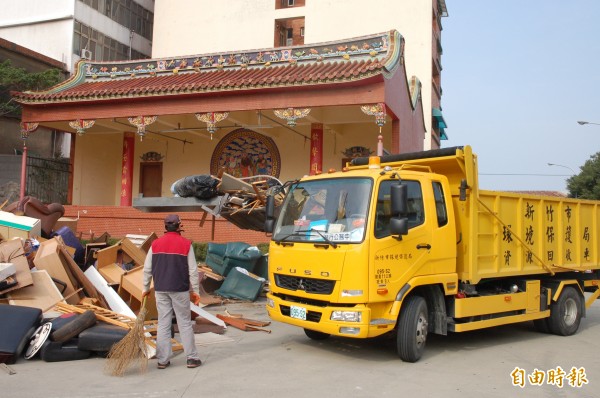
[273,178,373,243]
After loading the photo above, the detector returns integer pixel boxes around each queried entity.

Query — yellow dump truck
[264,145,600,362]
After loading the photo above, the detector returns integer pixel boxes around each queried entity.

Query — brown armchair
[4,196,65,238]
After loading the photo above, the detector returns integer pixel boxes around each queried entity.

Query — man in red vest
[142,214,202,369]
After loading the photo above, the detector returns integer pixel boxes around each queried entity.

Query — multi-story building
[152,0,448,149]
[0,0,154,204]
[0,0,154,72]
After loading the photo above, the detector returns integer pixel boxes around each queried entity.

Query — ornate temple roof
[13,30,405,105]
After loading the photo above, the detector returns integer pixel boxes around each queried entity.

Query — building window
[275,0,305,9]
[274,17,305,47]
[73,20,150,61]
[79,0,153,41]
[432,182,448,227]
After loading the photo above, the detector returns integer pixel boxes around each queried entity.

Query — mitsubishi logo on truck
[297,279,306,291]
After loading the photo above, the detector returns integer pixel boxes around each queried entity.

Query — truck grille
[274,274,335,295]
[280,305,322,322]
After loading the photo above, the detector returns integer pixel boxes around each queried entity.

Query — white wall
[0,0,75,66]
[0,0,154,70]
[73,133,122,205]
[152,0,435,148]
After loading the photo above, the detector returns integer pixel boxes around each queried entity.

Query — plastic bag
[171,175,219,199]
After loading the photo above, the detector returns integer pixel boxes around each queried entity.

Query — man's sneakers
[157,359,201,369]
[157,361,170,369]
[187,358,202,368]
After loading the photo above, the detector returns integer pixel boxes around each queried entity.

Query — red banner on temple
[120,132,135,206]
[310,123,323,175]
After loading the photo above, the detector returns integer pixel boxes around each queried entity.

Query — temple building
[14,30,426,208]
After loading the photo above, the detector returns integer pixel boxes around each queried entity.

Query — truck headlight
[330,311,362,322]
[341,289,363,297]
[266,298,274,308]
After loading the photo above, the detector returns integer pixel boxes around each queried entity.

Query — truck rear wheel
[304,328,330,340]
[549,286,582,336]
[397,296,428,362]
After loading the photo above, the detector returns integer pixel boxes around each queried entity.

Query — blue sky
[442,1,600,192]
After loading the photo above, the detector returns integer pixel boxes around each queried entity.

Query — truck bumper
[266,293,385,338]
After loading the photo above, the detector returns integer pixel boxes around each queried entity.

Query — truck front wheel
[549,286,582,336]
[397,296,428,362]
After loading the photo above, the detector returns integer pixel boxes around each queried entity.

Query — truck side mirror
[390,217,408,236]
[390,182,409,238]
[265,195,275,233]
[390,183,408,216]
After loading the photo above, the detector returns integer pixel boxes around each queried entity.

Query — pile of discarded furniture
[0,207,270,368]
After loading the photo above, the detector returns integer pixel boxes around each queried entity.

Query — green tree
[0,60,62,117]
[566,152,600,199]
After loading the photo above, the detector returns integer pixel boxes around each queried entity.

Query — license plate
[290,305,307,320]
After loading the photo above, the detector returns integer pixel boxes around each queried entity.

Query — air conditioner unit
[80,49,92,60]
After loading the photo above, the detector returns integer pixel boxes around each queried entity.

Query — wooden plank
[139,232,157,254]
[55,302,135,329]
[198,265,224,281]
[216,314,271,333]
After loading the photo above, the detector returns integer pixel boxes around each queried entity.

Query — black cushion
[78,322,128,352]
[0,305,42,364]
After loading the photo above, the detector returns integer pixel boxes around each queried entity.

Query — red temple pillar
[120,132,135,206]
[310,123,323,175]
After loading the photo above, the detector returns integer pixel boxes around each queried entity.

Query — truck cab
[266,160,458,359]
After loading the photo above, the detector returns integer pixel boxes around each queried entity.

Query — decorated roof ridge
[14,58,385,103]
[408,76,422,110]
[80,30,399,81]
[11,30,405,104]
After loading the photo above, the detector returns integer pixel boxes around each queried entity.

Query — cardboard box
[0,239,33,295]
[0,211,41,240]
[7,269,63,311]
[33,238,81,304]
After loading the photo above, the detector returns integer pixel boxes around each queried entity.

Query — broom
[105,298,148,376]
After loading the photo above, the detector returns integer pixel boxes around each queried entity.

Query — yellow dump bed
[373,145,600,284]
[459,189,600,283]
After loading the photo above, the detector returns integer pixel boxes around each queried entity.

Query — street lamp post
[548,163,577,198]
[547,163,576,175]
[577,121,600,126]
